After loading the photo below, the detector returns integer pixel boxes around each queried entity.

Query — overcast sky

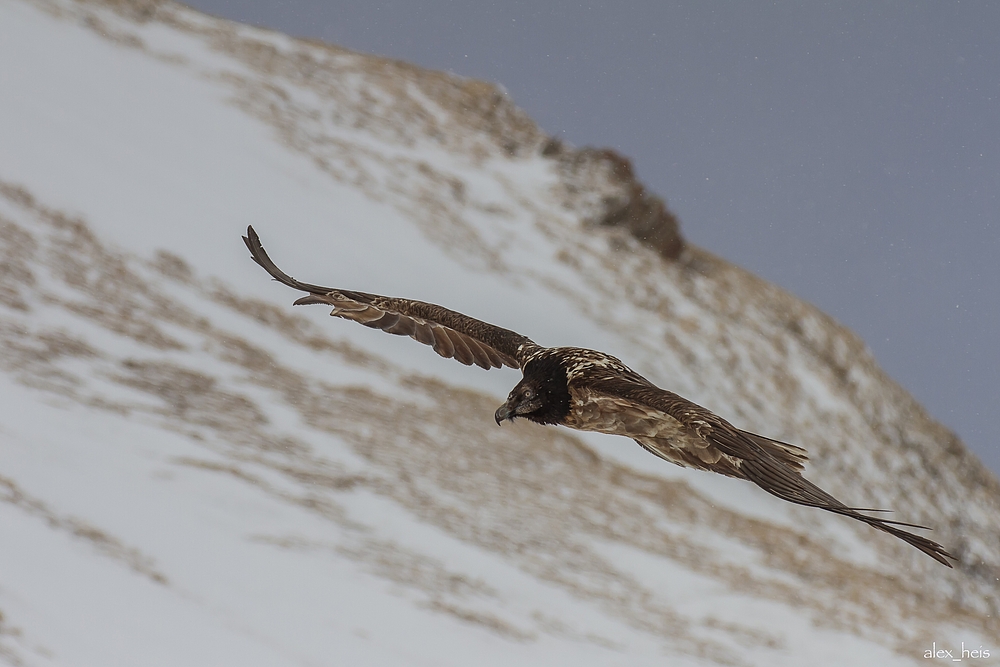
[181,0,1000,475]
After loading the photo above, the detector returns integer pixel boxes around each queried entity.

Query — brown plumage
[243,226,954,568]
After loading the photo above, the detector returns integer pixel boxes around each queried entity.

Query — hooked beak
[494,402,514,425]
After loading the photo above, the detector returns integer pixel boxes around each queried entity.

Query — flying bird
[242,226,953,567]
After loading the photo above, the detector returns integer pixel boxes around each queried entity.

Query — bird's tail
[738,456,954,567]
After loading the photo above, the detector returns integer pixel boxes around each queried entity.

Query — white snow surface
[0,1,997,665]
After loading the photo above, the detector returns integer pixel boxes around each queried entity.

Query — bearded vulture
[243,226,953,567]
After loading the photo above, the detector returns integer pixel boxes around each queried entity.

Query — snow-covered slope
[0,1,997,665]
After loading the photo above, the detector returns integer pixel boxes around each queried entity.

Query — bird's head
[494,355,571,426]
[495,380,546,424]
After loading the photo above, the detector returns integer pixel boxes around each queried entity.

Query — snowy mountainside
[0,0,997,665]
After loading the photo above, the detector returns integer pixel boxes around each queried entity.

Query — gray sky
[182,0,1000,475]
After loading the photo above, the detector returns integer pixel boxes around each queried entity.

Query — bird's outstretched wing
[601,381,955,567]
[243,226,539,369]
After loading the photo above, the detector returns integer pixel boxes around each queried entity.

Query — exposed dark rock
[553,147,685,261]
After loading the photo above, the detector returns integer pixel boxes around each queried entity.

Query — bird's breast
[562,387,687,440]
[561,386,728,469]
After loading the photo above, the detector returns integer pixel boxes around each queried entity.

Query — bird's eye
[523,389,535,400]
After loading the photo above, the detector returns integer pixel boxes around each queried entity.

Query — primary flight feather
[243,226,953,567]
